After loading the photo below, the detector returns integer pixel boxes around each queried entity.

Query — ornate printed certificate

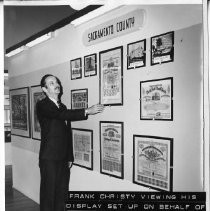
[133,135,173,191]
[10,87,31,137]
[72,128,93,170]
[71,89,88,109]
[127,39,146,69]
[99,46,123,106]
[31,85,45,140]
[70,58,82,80]
[140,77,173,120]
[100,121,124,179]
[84,53,97,77]
[151,31,174,65]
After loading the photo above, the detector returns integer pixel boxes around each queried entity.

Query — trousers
[39,159,70,211]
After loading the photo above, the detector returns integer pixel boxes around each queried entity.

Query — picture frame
[133,135,173,192]
[71,89,88,110]
[72,128,93,170]
[151,31,174,65]
[140,77,173,121]
[70,57,82,80]
[99,46,123,106]
[84,53,97,77]
[31,85,46,140]
[10,87,31,138]
[100,121,124,179]
[127,39,146,69]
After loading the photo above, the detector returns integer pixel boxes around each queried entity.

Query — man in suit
[36,74,104,211]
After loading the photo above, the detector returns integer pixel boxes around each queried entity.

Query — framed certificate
[84,53,97,77]
[133,135,173,192]
[10,87,31,138]
[100,121,124,179]
[72,128,93,170]
[99,46,123,106]
[71,89,88,110]
[70,57,82,80]
[31,85,46,140]
[151,31,174,65]
[127,39,146,69]
[140,77,173,120]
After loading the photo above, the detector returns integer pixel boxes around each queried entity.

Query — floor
[5,165,40,211]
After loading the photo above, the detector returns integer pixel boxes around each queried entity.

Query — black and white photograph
[133,135,173,192]
[10,87,31,138]
[140,77,173,120]
[72,128,93,170]
[151,31,174,65]
[2,1,208,211]
[84,53,97,77]
[127,39,146,69]
[99,46,123,106]
[30,85,46,140]
[71,88,88,110]
[70,57,82,80]
[100,121,124,179]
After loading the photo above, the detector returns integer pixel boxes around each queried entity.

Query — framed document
[99,46,123,106]
[133,135,173,192]
[100,121,124,179]
[31,85,46,140]
[84,53,97,77]
[72,128,93,170]
[70,58,82,80]
[151,31,174,65]
[140,77,173,120]
[71,89,88,110]
[127,39,146,69]
[10,87,31,137]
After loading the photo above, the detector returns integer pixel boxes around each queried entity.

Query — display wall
[8,5,203,203]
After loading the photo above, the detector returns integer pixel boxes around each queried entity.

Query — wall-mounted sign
[83,9,146,46]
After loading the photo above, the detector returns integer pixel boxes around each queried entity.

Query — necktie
[57,101,61,109]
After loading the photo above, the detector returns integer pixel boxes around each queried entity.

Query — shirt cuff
[85,109,88,116]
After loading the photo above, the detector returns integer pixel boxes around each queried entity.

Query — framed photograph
[71,89,88,110]
[127,39,146,69]
[151,31,174,65]
[10,87,31,138]
[133,135,173,192]
[72,128,93,170]
[70,57,82,80]
[99,46,123,106]
[100,121,124,179]
[31,85,46,140]
[140,77,173,121]
[84,53,97,77]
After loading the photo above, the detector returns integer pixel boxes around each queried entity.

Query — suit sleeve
[37,100,88,121]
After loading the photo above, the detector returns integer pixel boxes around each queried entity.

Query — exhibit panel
[8,4,205,202]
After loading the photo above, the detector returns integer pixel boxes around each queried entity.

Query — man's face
[43,76,60,97]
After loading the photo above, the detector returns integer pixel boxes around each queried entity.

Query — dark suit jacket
[36,97,88,161]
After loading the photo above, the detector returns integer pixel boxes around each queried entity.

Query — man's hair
[40,74,54,88]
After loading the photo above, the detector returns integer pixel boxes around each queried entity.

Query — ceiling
[4,4,77,69]
[4,5,76,50]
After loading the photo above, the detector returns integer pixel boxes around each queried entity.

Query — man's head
[40,74,62,99]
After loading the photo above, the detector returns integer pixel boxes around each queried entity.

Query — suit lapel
[46,97,60,110]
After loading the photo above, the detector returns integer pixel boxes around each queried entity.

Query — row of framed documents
[72,122,173,192]
[71,31,174,119]
[71,31,174,80]
[71,77,173,120]
[9,76,173,139]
